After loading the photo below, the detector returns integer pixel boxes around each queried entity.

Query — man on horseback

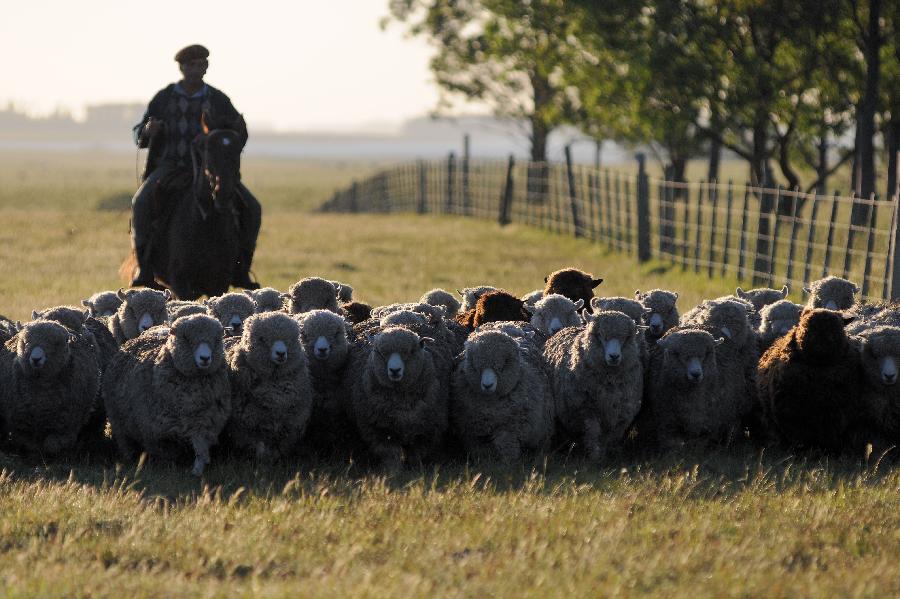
[130,44,261,290]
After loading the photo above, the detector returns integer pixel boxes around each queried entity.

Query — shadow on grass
[0,439,895,505]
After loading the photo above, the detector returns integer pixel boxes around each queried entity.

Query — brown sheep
[341,301,373,325]
[756,309,867,453]
[455,291,531,330]
[543,268,603,313]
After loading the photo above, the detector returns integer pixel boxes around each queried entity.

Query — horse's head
[195,112,245,206]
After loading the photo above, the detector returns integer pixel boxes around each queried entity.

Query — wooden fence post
[564,145,582,237]
[708,181,719,277]
[417,162,427,214]
[862,194,879,297]
[693,183,704,273]
[636,153,650,262]
[737,183,751,281]
[753,180,775,286]
[462,135,471,215]
[721,180,734,276]
[822,191,840,277]
[499,154,515,226]
[802,192,821,292]
[784,190,801,285]
[843,194,858,279]
[446,153,456,213]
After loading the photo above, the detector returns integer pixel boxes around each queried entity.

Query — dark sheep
[757,309,867,453]
[543,268,603,313]
[456,291,531,330]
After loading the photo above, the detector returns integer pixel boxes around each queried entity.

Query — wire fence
[321,155,900,301]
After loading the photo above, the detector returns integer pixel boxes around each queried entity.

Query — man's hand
[143,117,163,140]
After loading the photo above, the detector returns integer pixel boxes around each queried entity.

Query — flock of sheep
[1,269,897,476]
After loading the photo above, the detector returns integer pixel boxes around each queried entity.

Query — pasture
[0,151,898,597]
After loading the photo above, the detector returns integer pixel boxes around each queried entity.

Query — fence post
[721,180,734,276]
[636,153,651,262]
[564,145,582,237]
[862,193,879,297]
[499,154,515,226]
[462,135,471,215]
[822,191,840,277]
[708,181,719,277]
[446,152,456,213]
[417,162,427,214]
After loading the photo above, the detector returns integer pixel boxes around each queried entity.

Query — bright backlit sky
[0,1,445,132]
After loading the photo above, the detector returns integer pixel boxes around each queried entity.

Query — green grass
[0,150,897,597]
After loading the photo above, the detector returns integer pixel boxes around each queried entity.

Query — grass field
[0,150,898,597]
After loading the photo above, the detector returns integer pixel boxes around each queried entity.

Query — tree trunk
[853,0,881,222]
[887,116,899,199]
[707,137,721,182]
[816,126,829,196]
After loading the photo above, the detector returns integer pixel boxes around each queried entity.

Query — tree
[384,0,580,162]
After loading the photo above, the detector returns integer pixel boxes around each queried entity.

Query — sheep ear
[420,336,434,348]
[643,307,654,315]
[736,287,749,299]
[81,299,91,308]
[634,290,643,299]
[543,276,549,283]
[163,289,173,301]
[590,297,601,311]
[224,326,236,336]
[780,285,789,297]
[581,308,594,322]
[456,289,464,297]
[852,285,860,294]
[842,314,855,325]
[715,337,726,346]
[244,289,254,298]
[591,278,604,288]
[673,292,679,300]
[116,287,128,300]
[280,293,290,300]
[525,330,536,339]
[31,310,41,320]
[522,304,534,316]
[574,299,585,310]
[802,286,811,294]
[81,310,90,323]
[67,333,78,346]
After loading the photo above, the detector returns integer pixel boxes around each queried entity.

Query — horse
[121,114,249,300]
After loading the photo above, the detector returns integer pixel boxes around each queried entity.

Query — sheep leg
[191,436,211,477]
[492,432,521,465]
[371,442,404,474]
[583,419,604,461]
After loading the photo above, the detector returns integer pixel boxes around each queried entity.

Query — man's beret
[174,45,209,63]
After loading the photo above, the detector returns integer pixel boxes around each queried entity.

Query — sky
[0,0,450,132]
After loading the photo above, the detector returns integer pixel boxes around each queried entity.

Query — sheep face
[736,285,789,311]
[462,331,522,396]
[657,329,721,386]
[116,288,171,339]
[81,291,122,318]
[760,300,803,338]
[421,289,460,317]
[474,291,530,326]
[369,327,429,387]
[794,309,854,360]
[288,277,339,314]
[240,312,305,374]
[329,280,353,303]
[166,314,225,376]
[205,292,257,335]
[705,300,752,346]
[14,320,74,379]
[299,310,349,364]
[859,326,900,387]
[458,286,498,313]
[636,289,679,337]
[804,276,859,311]
[531,294,583,336]
[584,310,639,367]
[544,268,603,313]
